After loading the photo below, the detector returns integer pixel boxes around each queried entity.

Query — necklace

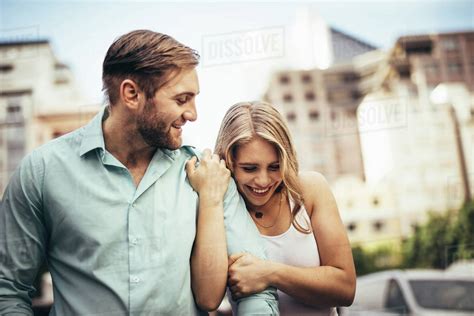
[252,193,283,229]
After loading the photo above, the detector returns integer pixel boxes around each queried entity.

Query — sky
[1,0,473,149]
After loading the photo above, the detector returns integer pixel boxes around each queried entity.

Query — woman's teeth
[252,187,270,194]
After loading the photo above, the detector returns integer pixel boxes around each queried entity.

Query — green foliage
[352,202,474,275]
[402,211,455,269]
[446,202,474,264]
[353,245,401,276]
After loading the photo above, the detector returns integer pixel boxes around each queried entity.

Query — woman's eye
[242,167,257,172]
[269,165,280,171]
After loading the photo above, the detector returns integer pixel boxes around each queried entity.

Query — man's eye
[176,97,188,105]
[176,95,189,105]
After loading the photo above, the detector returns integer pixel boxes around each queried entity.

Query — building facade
[264,47,385,182]
[265,29,474,246]
[357,31,474,239]
[391,31,474,92]
[0,40,99,196]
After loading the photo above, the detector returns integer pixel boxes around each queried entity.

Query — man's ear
[119,79,142,110]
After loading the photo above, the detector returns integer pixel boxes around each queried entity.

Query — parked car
[447,260,474,276]
[341,269,474,315]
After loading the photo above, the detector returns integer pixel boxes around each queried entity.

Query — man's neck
[102,108,156,170]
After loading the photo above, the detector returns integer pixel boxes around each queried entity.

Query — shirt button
[130,237,138,245]
[131,276,140,283]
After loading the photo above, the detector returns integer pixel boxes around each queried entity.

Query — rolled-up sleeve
[0,150,47,315]
[223,179,279,315]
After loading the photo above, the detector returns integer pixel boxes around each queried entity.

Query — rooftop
[0,39,49,47]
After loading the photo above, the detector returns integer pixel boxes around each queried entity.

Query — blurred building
[0,40,99,196]
[332,176,402,247]
[358,30,474,237]
[264,34,384,182]
[391,31,474,92]
[286,8,377,70]
[266,27,474,246]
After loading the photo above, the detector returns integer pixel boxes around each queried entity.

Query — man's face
[137,68,199,150]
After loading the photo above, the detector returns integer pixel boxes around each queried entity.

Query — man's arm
[223,179,279,315]
[0,151,48,315]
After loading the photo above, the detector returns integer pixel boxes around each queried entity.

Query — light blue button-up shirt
[0,109,278,315]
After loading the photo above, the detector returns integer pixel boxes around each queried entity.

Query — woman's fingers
[185,156,197,174]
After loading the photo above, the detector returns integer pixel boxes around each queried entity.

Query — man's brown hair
[102,30,199,105]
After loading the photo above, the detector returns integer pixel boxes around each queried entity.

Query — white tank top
[261,202,338,316]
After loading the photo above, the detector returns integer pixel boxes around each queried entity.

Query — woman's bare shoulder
[297,171,331,216]
[298,171,329,192]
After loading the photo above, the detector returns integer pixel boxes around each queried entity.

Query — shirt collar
[79,107,107,157]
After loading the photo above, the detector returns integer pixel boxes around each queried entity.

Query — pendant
[255,211,263,218]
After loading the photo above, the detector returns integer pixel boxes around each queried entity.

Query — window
[409,280,474,312]
[404,40,432,55]
[283,94,293,103]
[343,73,359,82]
[308,110,319,121]
[352,90,362,100]
[6,100,26,176]
[301,74,312,83]
[398,65,411,79]
[0,64,14,73]
[442,38,458,51]
[54,78,69,85]
[373,220,385,232]
[425,63,439,76]
[305,91,316,101]
[372,196,380,206]
[286,112,296,122]
[347,222,357,232]
[448,62,462,74]
[7,105,21,113]
[385,279,410,314]
[280,75,290,84]
[6,103,23,123]
[55,63,68,70]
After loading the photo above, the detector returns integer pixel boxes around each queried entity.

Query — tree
[402,202,474,269]
[353,202,474,275]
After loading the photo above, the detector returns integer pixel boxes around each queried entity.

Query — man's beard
[137,99,181,150]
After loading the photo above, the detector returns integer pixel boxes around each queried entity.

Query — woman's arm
[228,171,356,308]
[186,149,230,311]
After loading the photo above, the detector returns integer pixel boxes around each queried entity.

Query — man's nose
[183,100,197,122]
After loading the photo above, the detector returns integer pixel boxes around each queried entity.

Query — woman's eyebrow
[237,161,279,166]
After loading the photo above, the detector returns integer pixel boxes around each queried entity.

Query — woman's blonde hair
[215,101,311,234]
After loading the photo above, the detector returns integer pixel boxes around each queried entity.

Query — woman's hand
[186,149,230,206]
[228,253,273,300]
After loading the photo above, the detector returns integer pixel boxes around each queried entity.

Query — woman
[189,101,356,315]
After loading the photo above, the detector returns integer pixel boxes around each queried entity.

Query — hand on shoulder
[186,149,230,204]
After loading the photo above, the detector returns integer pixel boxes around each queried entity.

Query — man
[0,30,278,315]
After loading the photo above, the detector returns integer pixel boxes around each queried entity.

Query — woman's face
[233,137,283,209]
